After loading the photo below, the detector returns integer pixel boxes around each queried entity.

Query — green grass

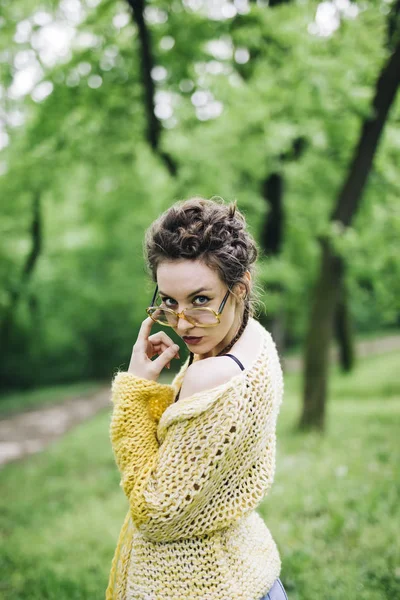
[0,351,399,599]
[260,350,400,599]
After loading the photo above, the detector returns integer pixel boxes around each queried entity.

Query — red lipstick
[182,336,203,345]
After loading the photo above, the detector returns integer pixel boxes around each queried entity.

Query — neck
[213,309,244,358]
[193,303,249,362]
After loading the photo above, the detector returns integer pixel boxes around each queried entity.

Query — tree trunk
[258,138,307,356]
[300,27,400,430]
[0,192,42,380]
[334,279,355,372]
[300,239,344,430]
[258,171,286,356]
[126,0,177,175]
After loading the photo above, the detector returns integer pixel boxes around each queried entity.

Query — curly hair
[143,196,264,317]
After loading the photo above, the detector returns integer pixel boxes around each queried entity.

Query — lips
[182,337,203,344]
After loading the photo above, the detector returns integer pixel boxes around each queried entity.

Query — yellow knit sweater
[106,318,284,600]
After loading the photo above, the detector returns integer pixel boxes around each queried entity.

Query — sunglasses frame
[146,284,231,328]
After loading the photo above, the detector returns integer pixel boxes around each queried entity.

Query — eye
[160,295,210,307]
[159,297,174,307]
[159,297,176,308]
[194,295,210,306]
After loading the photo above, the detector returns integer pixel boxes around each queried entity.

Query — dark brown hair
[144,196,264,319]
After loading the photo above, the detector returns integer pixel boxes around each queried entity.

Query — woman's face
[156,259,246,357]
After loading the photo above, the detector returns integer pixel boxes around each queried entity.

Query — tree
[300,0,400,430]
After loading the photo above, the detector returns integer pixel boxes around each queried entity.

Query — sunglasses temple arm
[150,284,158,306]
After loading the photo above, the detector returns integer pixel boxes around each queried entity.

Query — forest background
[1,0,399,402]
[1,1,400,599]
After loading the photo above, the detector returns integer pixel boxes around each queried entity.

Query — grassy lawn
[0,350,399,599]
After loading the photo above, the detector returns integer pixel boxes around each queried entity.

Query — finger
[148,331,175,347]
[149,341,168,356]
[149,334,180,359]
[149,333,180,358]
[152,344,180,373]
[135,317,154,352]
[152,341,170,355]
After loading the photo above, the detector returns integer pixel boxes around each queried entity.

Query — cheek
[222,305,236,325]
[216,314,235,337]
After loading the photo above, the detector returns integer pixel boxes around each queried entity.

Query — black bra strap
[222,353,245,371]
[174,353,245,403]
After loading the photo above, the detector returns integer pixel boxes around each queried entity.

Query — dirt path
[282,333,400,371]
[0,388,111,468]
[1,334,399,469]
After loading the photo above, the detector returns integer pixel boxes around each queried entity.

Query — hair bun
[228,199,237,219]
[144,196,262,319]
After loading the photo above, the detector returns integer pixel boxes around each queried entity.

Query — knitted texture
[106,317,284,600]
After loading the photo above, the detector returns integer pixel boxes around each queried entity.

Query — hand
[128,317,181,381]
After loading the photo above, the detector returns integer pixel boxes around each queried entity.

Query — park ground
[0,340,399,599]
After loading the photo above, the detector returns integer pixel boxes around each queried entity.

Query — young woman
[106,197,288,600]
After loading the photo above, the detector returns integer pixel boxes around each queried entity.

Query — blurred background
[0,0,399,598]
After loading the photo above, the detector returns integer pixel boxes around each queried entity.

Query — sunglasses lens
[148,308,218,326]
[148,308,178,326]
[185,309,218,325]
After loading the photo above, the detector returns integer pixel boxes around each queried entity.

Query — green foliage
[0,0,399,388]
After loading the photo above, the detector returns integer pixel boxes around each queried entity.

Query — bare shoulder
[178,356,240,401]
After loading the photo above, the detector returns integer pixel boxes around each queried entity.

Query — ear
[233,280,248,300]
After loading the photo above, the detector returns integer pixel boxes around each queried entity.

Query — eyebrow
[158,287,212,298]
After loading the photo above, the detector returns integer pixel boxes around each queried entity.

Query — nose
[176,313,196,335]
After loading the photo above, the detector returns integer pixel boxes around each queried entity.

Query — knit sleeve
[109,359,283,543]
[109,372,175,485]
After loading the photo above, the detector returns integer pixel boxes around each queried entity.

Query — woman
[106,197,288,600]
